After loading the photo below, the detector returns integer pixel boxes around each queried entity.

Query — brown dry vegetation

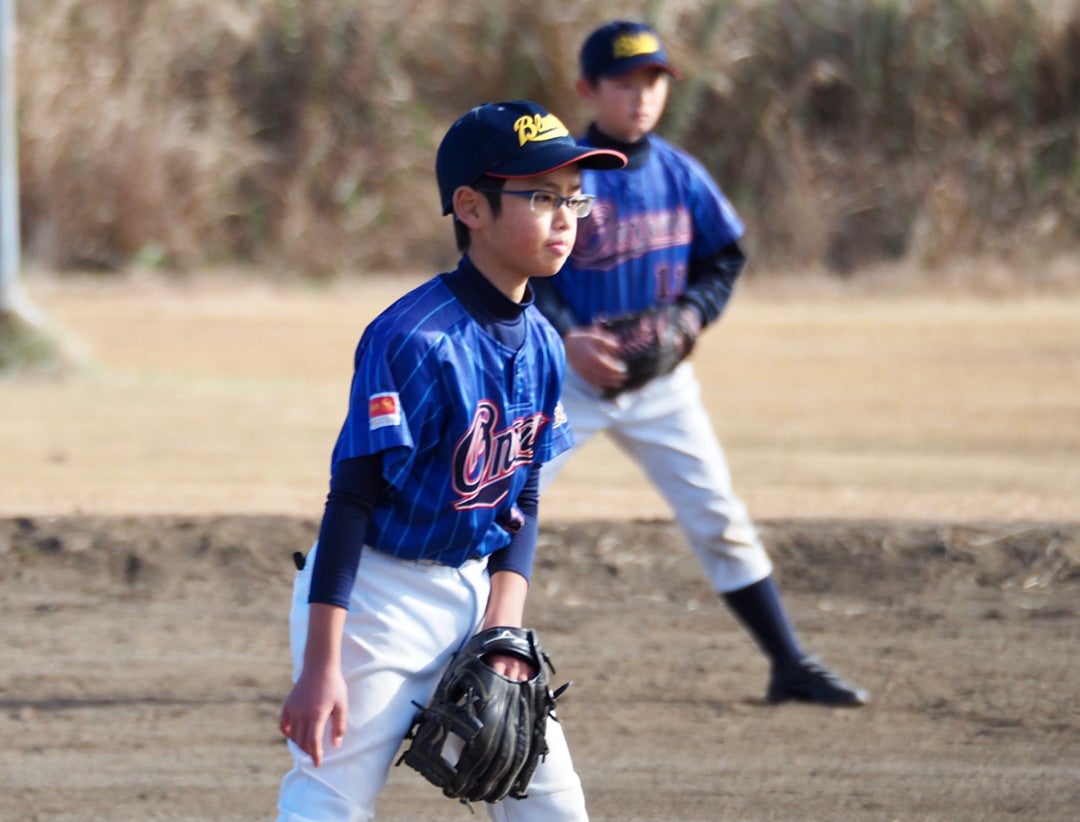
[13,0,1080,280]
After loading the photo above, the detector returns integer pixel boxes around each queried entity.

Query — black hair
[453,176,505,252]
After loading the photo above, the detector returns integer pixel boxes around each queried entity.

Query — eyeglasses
[474,188,596,219]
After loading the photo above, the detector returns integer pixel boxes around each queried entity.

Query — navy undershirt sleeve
[308,454,384,608]
[531,277,580,336]
[486,464,540,583]
[681,241,747,328]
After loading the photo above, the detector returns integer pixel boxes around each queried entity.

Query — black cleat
[767,656,869,707]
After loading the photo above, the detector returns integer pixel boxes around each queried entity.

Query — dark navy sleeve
[486,464,541,583]
[308,454,384,607]
[531,276,580,336]
[681,240,747,328]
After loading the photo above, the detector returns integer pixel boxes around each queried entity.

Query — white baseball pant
[276,545,588,821]
[541,361,773,593]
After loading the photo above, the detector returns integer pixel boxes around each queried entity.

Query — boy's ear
[575,76,596,102]
[452,186,486,229]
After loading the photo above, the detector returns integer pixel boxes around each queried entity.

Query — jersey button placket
[510,356,530,414]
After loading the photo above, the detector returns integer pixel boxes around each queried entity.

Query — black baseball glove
[598,303,701,396]
[398,627,563,805]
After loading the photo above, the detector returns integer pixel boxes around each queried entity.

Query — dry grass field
[1,271,1078,820]
[5,270,1078,522]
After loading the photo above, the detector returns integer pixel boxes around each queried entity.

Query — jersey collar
[446,256,535,322]
[585,124,652,170]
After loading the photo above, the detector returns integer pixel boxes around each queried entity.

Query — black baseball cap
[436,100,627,215]
[580,21,681,81]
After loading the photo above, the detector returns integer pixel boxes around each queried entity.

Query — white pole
[1,0,26,315]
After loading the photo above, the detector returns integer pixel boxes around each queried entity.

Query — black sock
[722,575,804,668]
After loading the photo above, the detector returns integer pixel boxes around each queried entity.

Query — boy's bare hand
[279,667,349,767]
[564,326,627,394]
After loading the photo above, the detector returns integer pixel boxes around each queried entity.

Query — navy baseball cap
[580,21,681,81]
[436,100,626,215]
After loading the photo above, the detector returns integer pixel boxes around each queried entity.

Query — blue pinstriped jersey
[329,271,572,566]
[549,134,744,324]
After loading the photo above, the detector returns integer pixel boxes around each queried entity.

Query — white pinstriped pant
[542,361,773,593]
[276,545,588,821]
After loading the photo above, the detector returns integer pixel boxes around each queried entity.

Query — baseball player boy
[532,21,869,707]
[276,100,626,821]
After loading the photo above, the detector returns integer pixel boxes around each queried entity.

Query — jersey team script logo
[452,400,549,510]
[573,203,693,270]
[514,113,570,146]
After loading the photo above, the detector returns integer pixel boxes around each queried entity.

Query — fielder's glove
[398,627,564,805]
[598,303,701,397]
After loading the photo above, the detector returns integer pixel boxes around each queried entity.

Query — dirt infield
[2,274,1078,820]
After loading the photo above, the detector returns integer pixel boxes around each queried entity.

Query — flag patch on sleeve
[369,392,401,430]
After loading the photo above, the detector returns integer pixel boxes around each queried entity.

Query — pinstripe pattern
[551,134,744,323]
[329,273,572,566]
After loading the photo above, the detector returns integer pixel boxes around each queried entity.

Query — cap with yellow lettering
[436,100,626,215]
[580,21,681,82]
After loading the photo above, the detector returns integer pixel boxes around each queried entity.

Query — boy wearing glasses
[533,22,868,707]
[275,100,624,821]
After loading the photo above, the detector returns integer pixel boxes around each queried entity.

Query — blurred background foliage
[12,0,1080,280]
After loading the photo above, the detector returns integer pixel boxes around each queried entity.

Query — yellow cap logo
[514,113,570,146]
[613,32,662,59]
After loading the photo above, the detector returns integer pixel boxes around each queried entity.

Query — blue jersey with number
[548,133,744,324]
[330,269,572,566]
